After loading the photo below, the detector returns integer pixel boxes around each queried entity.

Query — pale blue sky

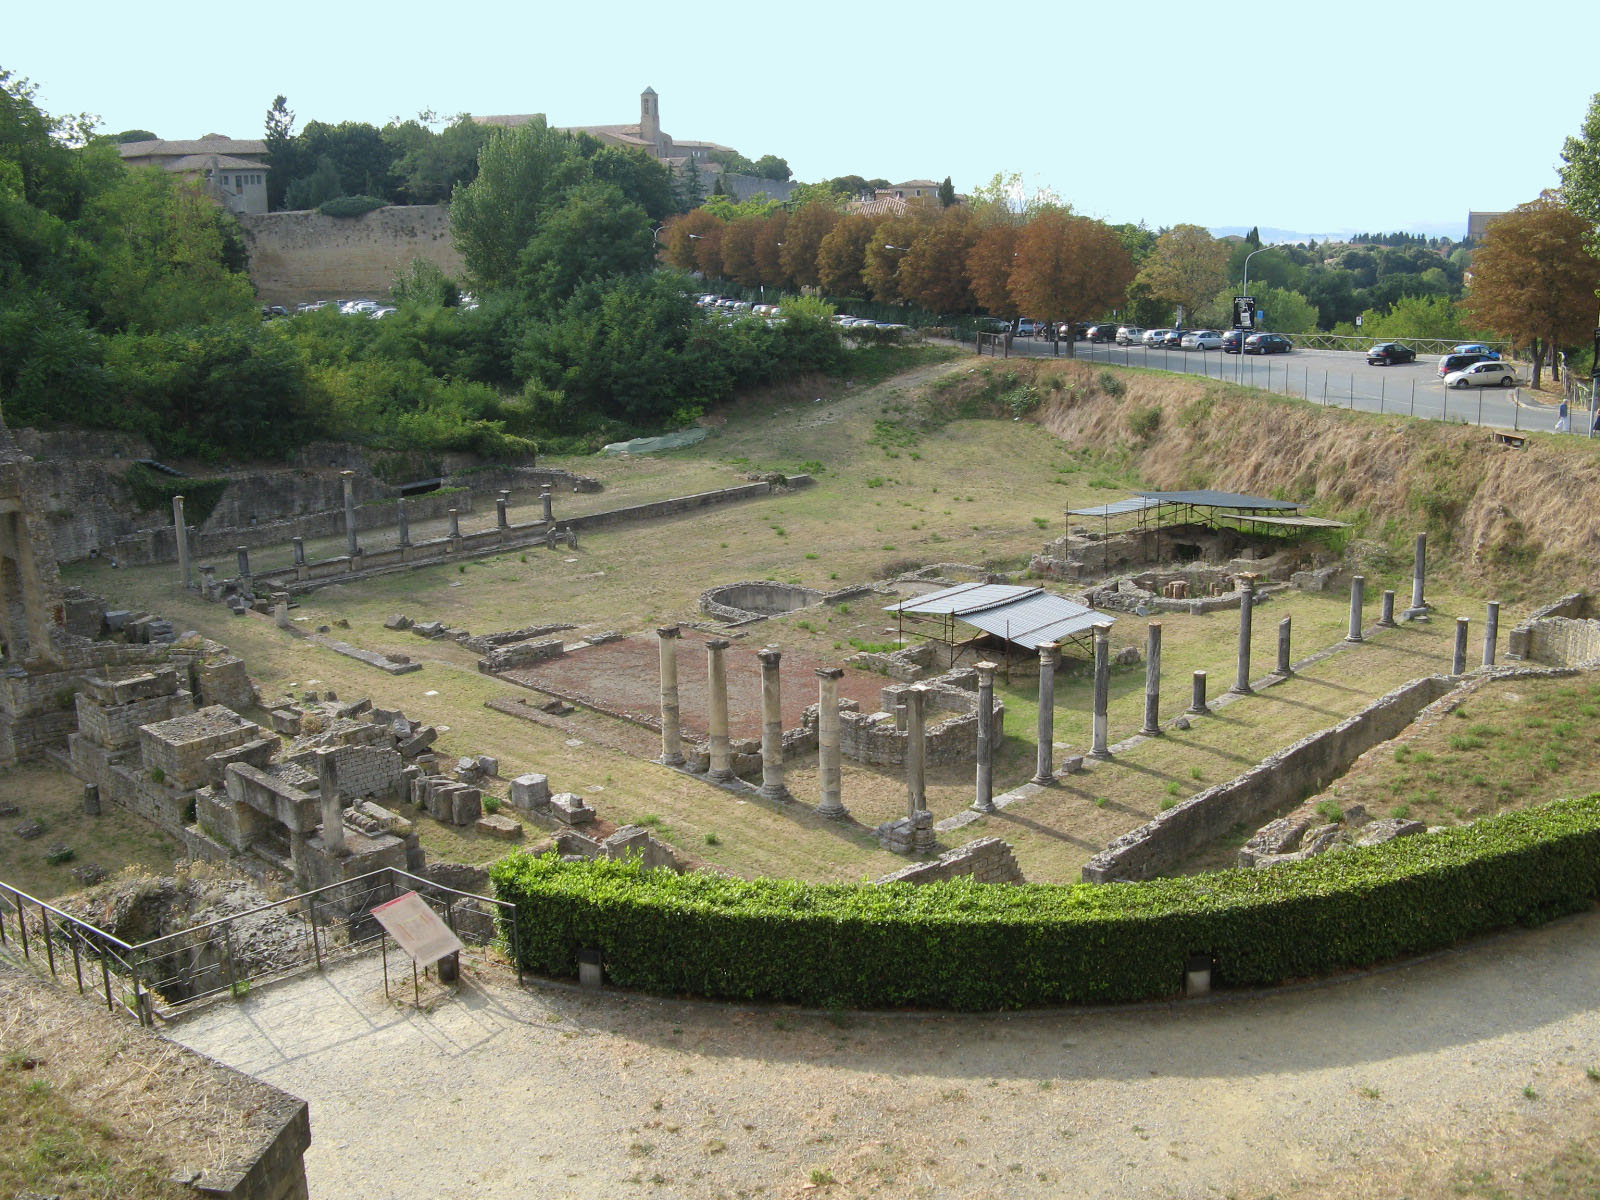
[13,0,1598,237]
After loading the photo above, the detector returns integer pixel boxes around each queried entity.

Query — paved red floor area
[501,634,890,740]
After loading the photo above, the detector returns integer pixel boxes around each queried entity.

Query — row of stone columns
[180,477,564,588]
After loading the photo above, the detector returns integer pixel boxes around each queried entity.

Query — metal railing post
[42,906,57,978]
[101,949,114,1013]
[223,923,238,997]
[70,926,84,994]
[309,896,322,971]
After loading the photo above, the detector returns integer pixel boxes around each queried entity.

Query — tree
[779,202,839,288]
[1009,211,1135,325]
[861,215,928,302]
[450,117,588,290]
[384,113,490,205]
[752,154,791,182]
[661,207,721,272]
[516,182,655,312]
[282,154,341,210]
[751,209,790,290]
[719,215,763,287]
[291,120,396,202]
[1136,224,1230,324]
[816,214,875,296]
[263,94,296,210]
[965,221,1020,317]
[586,144,675,222]
[1357,295,1472,344]
[392,257,461,307]
[937,176,956,208]
[898,209,975,313]
[1464,194,1600,387]
[1559,92,1600,254]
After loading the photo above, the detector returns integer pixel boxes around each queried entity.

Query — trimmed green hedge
[491,796,1600,1010]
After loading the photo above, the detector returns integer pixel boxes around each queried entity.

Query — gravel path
[162,910,1600,1200]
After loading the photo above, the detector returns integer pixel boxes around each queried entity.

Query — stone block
[1355,817,1427,846]
[14,820,44,840]
[398,726,437,757]
[510,773,551,810]
[476,755,499,777]
[450,787,483,826]
[549,792,595,825]
[476,813,523,840]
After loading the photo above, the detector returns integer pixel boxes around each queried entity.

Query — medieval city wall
[237,205,464,305]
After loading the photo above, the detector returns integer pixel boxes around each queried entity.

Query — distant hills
[1211,222,1464,244]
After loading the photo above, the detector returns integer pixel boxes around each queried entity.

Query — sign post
[373,890,465,1003]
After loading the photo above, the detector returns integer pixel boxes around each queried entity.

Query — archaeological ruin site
[7,354,1600,1198]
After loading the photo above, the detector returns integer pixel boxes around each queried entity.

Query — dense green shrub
[491,796,1600,1010]
[122,463,230,525]
[317,194,387,218]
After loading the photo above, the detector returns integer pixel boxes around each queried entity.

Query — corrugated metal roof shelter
[1135,490,1301,510]
[885,583,1115,662]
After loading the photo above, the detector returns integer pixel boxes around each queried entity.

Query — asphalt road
[1004,337,1586,436]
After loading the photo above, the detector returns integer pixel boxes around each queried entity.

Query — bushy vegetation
[491,795,1600,1010]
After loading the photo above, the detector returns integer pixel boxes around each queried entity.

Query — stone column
[292,536,306,566]
[705,639,732,782]
[656,626,684,766]
[1091,624,1113,758]
[341,470,358,557]
[314,748,347,856]
[235,546,251,578]
[1378,589,1396,628]
[1139,622,1162,737]
[1484,601,1500,668]
[1276,616,1293,676]
[273,592,291,629]
[448,509,461,539]
[1189,669,1210,715]
[973,660,998,812]
[541,485,554,523]
[1232,576,1255,695]
[1031,642,1058,785]
[396,500,410,547]
[1453,617,1469,675]
[496,490,511,530]
[172,495,191,590]
[1405,532,1430,619]
[757,647,790,802]
[815,667,846,819]
[905,683,928,817]
[1347,575,1365,642]
[82,784,101,817]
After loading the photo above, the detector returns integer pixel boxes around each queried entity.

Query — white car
[1141,328,1171,347]
[1115,325,1145,345]
[1181,330,1223,350]
[1443,361,1518,389]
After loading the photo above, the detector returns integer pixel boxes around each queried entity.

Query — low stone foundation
[874,837,1024,884]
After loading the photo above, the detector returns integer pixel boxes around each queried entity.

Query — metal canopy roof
[886,583,1115,650]
[1233,514,1350,529]
[1135,490,1302,510]
[1066,497,1165,518]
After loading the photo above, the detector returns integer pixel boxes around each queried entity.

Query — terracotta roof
[163,154,271,172]
[849,195,909,217]
[119,137,266,158]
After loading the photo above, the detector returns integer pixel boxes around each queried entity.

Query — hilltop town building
[119,137,272,216]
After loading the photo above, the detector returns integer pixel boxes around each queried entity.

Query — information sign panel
[372,890,464,968]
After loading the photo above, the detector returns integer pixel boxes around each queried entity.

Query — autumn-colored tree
[720,216,763,287]
[1136,224,1231,325]
[752,208,790,290]
[862,214,931,302]
[966,221,1020,318]
[1465,193,1600,387]
[898,208,976,314]
[1009,210,1134,325]
[816,214,876,297]
[662,208,721,271]
[780,203,841,288]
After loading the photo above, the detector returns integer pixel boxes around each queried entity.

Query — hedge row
[489,796,1600,1010]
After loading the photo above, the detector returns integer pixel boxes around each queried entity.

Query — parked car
[1451,343,1500,359]
[1367,342,1416,366]
[1115,325,1145,345]
[1243,333,1293,355]
[1181,330,1223,350]
[261,304,289,319]
[1086,323,1120,343]
[1141,328,1171,347]
[1443,361,1517,389]
[1221,328,1247,353]
[1438,351,1494,377]
[1016,318,1040,338]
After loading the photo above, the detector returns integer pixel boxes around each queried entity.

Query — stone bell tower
[640,86,662,153]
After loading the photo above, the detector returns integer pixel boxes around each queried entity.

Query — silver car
[1181,330,1223,350]
[1443,361,1517,389]
[1115,325,1145,345]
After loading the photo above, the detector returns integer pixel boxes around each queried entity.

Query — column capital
[706,638,730,652]
[975,660,998,679]
[757,646,782,666]
[815,666,844,681]
[656,626,681,639]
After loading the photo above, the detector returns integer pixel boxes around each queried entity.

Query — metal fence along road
[980,336,1596,438]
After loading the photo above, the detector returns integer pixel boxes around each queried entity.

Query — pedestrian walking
[1556,399,1571,433]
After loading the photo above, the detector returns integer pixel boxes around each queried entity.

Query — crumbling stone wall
[1083,674,1456,883]
[238,203,464,306]
[874,837,1024,885]
[814,667,1002,767]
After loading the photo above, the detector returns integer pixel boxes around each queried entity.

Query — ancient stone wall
[237,204,464,306]
[1082,674,1456,883]
[1520,617,1600,668]
[874,837,1024,885]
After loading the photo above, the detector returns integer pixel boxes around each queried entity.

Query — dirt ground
[163,909,1600,1200]
[503,633,895,742]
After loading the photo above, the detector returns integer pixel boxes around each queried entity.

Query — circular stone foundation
[701,581,825,623]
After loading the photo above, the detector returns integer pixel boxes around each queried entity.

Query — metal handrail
[0,866,520,1024]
